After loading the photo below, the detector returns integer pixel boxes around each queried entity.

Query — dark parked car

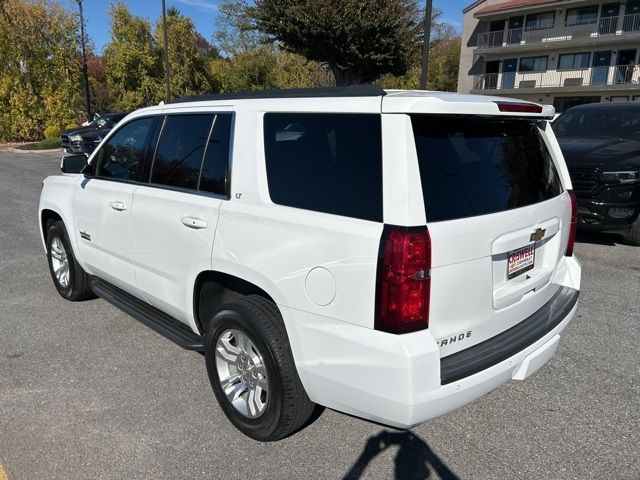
[554,103,640,245]
[61,112,128,154]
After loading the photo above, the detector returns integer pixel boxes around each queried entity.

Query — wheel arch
[193,270,280,335]
[40,209,63,249]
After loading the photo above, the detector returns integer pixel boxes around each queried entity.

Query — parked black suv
[61,112,128,154]
[553,103,640,245]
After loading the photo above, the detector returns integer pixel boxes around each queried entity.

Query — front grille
[568,168,599,195]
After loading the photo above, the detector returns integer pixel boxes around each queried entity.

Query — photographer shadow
[343,431,459,480]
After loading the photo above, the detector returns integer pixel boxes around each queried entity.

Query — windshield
[553,108,640,141]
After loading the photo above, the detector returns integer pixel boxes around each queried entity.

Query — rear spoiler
[381,95,555,119]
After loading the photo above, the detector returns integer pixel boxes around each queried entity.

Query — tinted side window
[97,117,155,181]
[412,116,563,222]
[151,114,213,190]
[200,114,232,195]
[264,113,382,222]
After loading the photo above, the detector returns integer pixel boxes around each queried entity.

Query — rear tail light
[375,226,431,334]
[566,190,577,256]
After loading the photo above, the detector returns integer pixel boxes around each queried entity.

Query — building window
[519,56,548,72]
[553,96,601,112]
[525,12,555,30]
[565,6,598,26]
[633,96,640,102]
[558,53,591,70]
[610,96,630,103]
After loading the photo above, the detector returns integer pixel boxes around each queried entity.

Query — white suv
[39,86,581,441]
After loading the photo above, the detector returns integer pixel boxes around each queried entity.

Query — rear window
[151,114,213,190]
[412,116,563,222]
[264,113,383,222]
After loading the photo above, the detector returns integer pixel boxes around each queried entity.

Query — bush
[36,137,61,149]
[44,125,61,139]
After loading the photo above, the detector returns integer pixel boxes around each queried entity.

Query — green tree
[252,0,422,85]
[215,0,267,55]
[378,17,461,92]
[209,47,332,92]
[104,2,163,111]
[427,35,461,92]
[155,8,215,99]
[0,0,82,141]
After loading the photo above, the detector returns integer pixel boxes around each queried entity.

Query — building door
[591,50,612,85]
[484,60,500,89]
[501,58,517,89]
[623,1,640,31]
[489,20,504,31]
[507,16,524,43]
[599,3,620,34]
[616,49,636,83]
[487,20,505,47]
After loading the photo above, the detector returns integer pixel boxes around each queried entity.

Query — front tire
[623,215,640,246]
[204,295,315,441]
[46,220,93,301]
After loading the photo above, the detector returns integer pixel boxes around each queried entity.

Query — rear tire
[46,220,93,301]
[204,295,315,441]
[623,216,640,246]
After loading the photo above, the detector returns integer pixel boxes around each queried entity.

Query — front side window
[264,113,383,222]
[558,52,591,70]
[151,114,214,190]
[519,56,548,72]
[412,116,563,222]
[96,117,155,181]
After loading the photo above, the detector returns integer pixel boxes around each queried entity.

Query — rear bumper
[282,256,581,429]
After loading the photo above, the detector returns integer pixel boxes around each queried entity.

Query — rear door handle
[181,216,208,229]
[109,201,128,211]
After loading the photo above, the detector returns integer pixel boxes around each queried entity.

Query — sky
[64,0,470,54]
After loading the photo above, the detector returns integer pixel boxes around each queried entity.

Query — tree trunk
[331,67,365,86]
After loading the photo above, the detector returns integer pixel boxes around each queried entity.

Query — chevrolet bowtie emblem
[530,228,546,242]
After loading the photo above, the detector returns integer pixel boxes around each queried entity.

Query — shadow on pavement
[576,231,621,246]
[342,431,460,480]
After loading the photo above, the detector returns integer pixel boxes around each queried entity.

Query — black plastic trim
[170,85,386,104]
[440,286,579,385]
[91,277,204,351]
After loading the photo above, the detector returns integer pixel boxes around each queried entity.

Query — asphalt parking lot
[1,150,639,480]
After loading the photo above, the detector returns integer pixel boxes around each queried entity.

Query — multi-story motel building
[458,0,640,111]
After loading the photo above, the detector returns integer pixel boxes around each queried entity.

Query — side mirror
[60,154,88,174]
[81,160,96,178]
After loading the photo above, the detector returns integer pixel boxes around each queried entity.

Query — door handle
[181,216,208,229]
[109,201,127,211]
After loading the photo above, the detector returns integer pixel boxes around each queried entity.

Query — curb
[0,145,62,154]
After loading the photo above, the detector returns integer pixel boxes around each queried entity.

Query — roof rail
[169,84,386,103]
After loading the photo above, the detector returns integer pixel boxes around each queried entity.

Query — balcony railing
[477,13,640,49]
[473,65,640,91]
